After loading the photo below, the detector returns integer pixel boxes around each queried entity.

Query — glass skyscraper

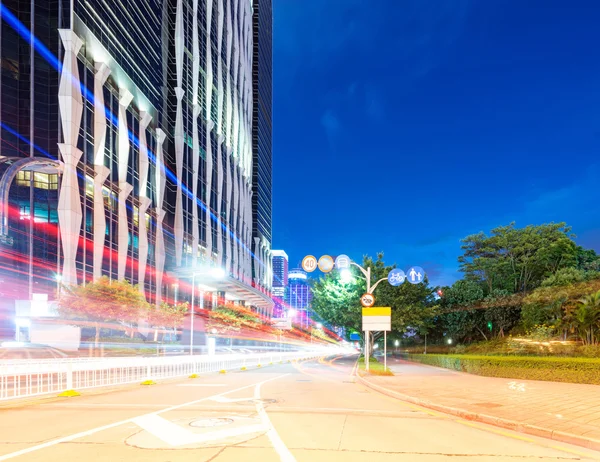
[0,0,274,339]
[251,0,273,292]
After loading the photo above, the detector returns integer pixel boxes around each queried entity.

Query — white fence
[0,350,323,401]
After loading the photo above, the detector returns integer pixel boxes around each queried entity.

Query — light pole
[189,267,225,356]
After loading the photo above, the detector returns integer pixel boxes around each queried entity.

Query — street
[0,355,599,461]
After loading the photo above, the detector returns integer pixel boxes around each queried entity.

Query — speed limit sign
[360,293,376,307]
[302,255,318,273]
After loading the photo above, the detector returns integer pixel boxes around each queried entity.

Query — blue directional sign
[335,254,351,270]
[407,266,425,284]
[387,268,406,286]
[349,332,361,341]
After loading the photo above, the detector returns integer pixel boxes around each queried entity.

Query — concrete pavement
[359,356,600,451]
[0,355,598,461]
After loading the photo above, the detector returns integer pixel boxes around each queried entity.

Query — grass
[406,353,600,385]
[357,356,393,376]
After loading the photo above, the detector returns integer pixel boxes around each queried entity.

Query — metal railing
[0,350,324,401]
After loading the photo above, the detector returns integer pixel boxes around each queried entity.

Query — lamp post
[189,267,226,356]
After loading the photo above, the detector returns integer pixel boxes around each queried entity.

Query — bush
[407,354,600,385]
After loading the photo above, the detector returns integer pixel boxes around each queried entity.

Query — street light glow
[316,323,322,329]
[447,338,453,345]
[340,268,353,283]
[287,308,297,318]
[394,340,399,347]
[211,267,226,279]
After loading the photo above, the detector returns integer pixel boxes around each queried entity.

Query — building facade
[271,249,287,317]
[285,268,313,328]
[0,0,273,339]
[251,0,273,293]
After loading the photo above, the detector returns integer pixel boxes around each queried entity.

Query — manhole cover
[190,418,234,428]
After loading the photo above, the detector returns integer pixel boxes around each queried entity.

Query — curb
[356,374,600,452]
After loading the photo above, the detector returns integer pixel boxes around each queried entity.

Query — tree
[575,290,600,345]
[459,222,578,295]
[57,277,150,346]
[311,253,437,349]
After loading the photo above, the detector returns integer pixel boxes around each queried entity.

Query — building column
[57,29,84,287]
[225,147,232,275]
[154,129,167,306]
[92,62,111,281]
[137,111,153,292]
[204,0,214,259]
[191,0,200,265]
[216,136,224,267]
[173,0,185,267]
[117,88,134,281]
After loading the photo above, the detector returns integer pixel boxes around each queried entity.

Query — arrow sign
[407,266,425,284]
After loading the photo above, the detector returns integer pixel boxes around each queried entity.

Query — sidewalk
[357,357,600,451]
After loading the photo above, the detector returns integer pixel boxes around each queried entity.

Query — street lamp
[340,269,353,284]
[190,267,225,355]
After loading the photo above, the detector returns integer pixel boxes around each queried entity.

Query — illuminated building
[0,0,273,340]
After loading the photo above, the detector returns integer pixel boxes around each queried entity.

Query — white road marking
[131,414,266,446]
[0,374,289,461]
[254,380,296,462]
[210,395,254,403]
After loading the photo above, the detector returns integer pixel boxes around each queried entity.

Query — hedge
[405,354,600,385]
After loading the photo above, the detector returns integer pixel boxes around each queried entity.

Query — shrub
[407,354,600,385]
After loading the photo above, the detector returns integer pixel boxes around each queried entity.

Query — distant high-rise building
[251,0,273,292]
[271,250,288,317]
[271,250,288,296]
[286,268,313,327]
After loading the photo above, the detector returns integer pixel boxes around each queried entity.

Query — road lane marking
[131,414,266,446]
[0,374,290,461]
[254,380,295,461]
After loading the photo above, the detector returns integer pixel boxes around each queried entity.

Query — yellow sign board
[362,307,391,316]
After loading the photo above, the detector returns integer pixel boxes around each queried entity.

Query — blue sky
[272,0,600,286]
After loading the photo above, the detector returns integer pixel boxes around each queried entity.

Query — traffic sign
[407,266,425,284]
[387,268,406,286]
[318,255,334,273]
[302,255,317,272]
[362,307,391,332]
[335,254,351,269]
[349,332,361,341]
[360,293,376,307]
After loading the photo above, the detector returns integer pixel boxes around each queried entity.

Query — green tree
[57,277,150,346]
[459,222,578,295]
[311,253,437,348]
[575,290,600,345]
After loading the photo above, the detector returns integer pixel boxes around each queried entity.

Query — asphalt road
[0,355,599,461]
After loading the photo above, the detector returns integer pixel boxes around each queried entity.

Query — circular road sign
[406,266,426,284]
[301,255,318,273]
[335,254,351,270]
[360,293,376,307]
[318,255,335,273]
[387,268,406,286]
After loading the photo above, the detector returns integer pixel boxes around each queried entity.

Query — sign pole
[384,330,387,372]
[365,330,369,372]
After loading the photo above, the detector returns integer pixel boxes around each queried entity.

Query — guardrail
[0,350,327,401]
